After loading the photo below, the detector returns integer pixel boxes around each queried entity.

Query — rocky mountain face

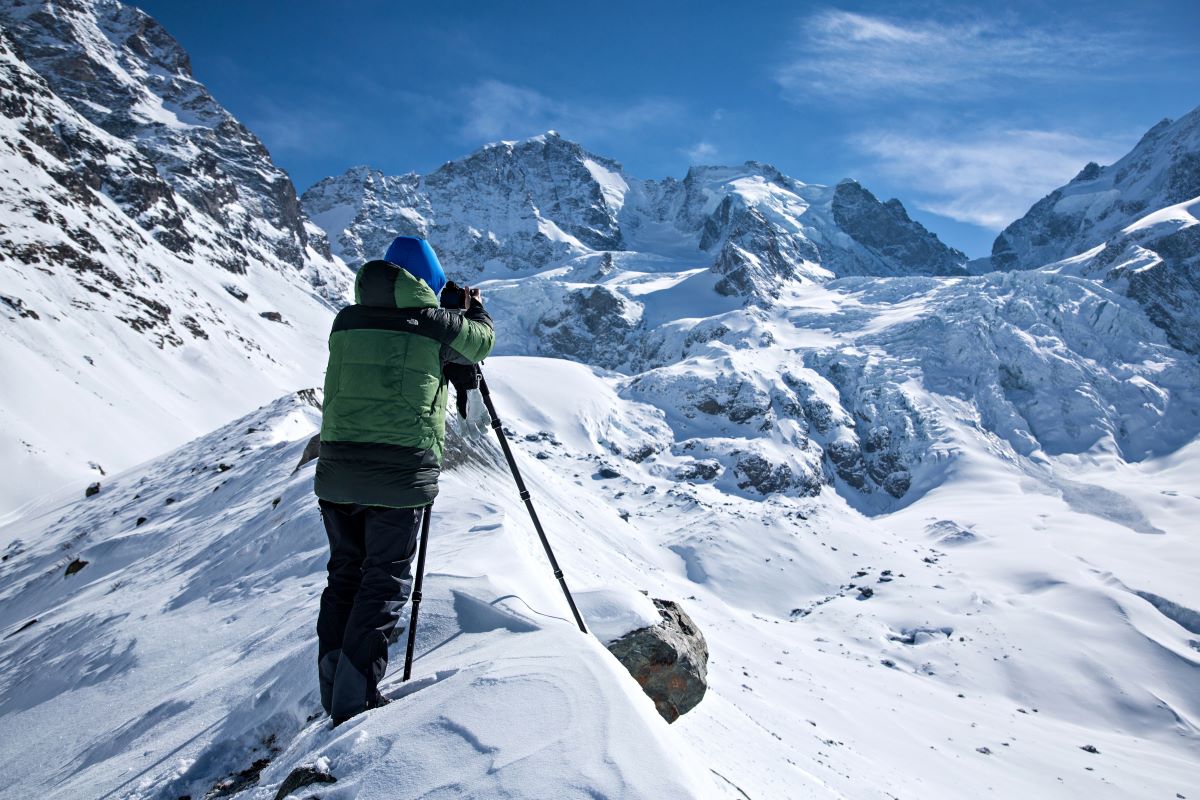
[991,108,1200,354]
[302,134,628,285]
[993,108,1200,272]
[0,0,347,300]
[302,133,967,301]
[0,0,350,512]
[1074,198,1200,355]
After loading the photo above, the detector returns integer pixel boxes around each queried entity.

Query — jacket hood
[354,260,440,309]
[383,236,447,297]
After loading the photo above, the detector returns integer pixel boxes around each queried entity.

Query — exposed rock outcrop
[606,598,708,723]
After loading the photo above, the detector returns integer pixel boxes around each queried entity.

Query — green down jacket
[314,260,495,508]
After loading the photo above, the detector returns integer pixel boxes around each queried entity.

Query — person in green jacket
[314,236,494,725]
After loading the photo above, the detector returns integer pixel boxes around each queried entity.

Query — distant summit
[302,132,968,302]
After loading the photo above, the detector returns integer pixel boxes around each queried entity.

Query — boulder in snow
[274,764,336,799]
[606,598,708,723]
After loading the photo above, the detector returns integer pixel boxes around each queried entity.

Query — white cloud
[245,100,348,156]
[855,127,1133,229]
[777,10,1135,102]
[684,141,718,162]
[461,79,681,143]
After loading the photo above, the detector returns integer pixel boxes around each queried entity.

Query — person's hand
[467,287,482,308]
[463,389,490,438]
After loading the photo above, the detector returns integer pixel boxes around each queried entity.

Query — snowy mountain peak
[991,105,1200,354]
[0,0,347,292]
[993,105,1200,271]
[304,135,967,301]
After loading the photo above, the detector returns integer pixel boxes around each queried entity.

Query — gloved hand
[463,388,490,438]
[443,362,479,419]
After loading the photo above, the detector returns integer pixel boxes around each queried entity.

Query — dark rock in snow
[1,293,40,319]
[734,453,821,496]
[5,618,39,638]
[65,558,88,577]
[674,460,721,481]
[536,285,642,370]
[223,284,248,302]
[606,598,708,723]
[596,465,621,479]
[294,434,321,472]
[259,311,284,323]
[206,757,272,798]
[85,482,101,498]
[1081,744,1101,754]
[274,765,336,799]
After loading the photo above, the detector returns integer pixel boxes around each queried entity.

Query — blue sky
[137,0,1200,257]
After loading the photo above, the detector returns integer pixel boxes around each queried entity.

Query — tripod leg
[477,370,588,634]
[403,503,433,681]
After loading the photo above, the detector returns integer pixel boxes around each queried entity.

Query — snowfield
[2,357,1197,799]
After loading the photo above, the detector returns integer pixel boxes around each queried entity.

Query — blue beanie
[383,236,446,297]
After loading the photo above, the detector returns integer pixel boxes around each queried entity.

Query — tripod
[402,365,587,682]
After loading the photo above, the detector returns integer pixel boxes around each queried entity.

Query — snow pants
[317,499,423,720]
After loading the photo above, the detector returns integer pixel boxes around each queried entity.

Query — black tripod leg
[403,503,433,681]
[477,369,588,634]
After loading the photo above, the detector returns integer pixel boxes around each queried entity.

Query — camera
[440,281,467,309]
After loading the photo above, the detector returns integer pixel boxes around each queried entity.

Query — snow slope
[0,386,717,799]
[2,360,1198,799]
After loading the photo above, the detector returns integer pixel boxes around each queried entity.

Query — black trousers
[317,499,423,719]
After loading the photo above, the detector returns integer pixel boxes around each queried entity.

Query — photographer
[312,236,494,725]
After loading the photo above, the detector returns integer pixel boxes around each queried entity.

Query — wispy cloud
[461,79,682,143]
[244,99,349,156]
[777,10,1137,102]
[855,126,1133,229]
[684,141,718,162]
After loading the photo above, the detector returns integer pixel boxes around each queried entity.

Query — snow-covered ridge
[0,0,352,513]
[993,107,1200,272]
[0,388,715,799]
[301,132,967,301]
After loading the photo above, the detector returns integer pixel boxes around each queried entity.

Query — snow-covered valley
[1,0,1198,798]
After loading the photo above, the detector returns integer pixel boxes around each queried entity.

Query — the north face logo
[407,318,419,325]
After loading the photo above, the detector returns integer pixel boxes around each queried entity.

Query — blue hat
[383,236,446,297]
